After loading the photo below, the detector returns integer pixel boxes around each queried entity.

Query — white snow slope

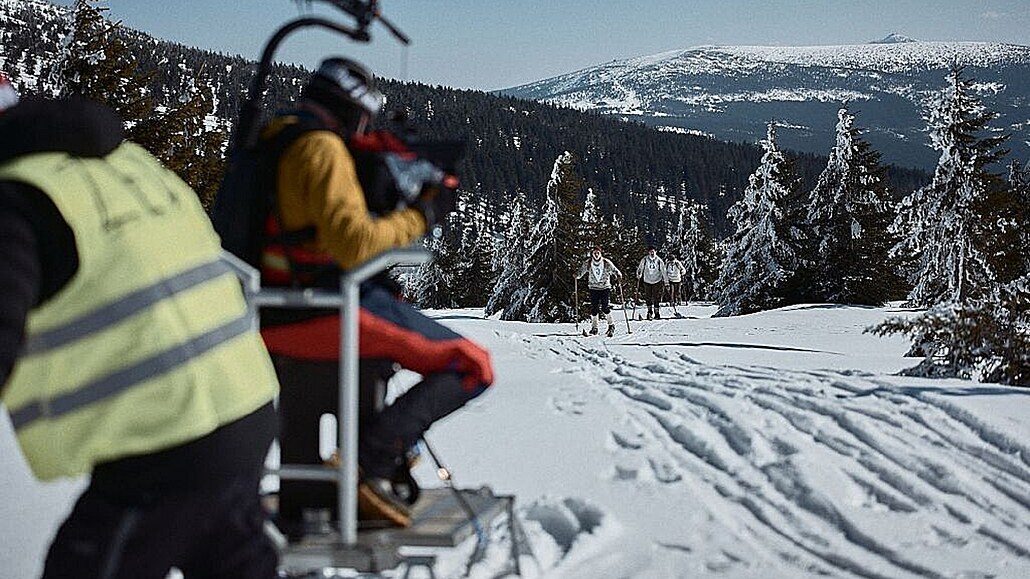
[3,303,1029,579]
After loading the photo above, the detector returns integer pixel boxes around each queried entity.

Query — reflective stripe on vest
[0,144,279,480]
[9,256,244,429]
[22,260,231,356]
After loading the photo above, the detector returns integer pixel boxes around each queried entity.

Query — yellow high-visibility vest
[0,142,279,480]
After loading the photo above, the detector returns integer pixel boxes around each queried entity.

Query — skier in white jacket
[636,246,668,320]
[576,246,623,336]
[665,255,687,309]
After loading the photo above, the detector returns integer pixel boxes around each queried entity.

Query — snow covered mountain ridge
[532,40,1030,86]
[675,41,1028,73]
[502,39,1030,170]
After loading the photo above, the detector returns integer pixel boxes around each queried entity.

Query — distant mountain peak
[872,33,920,44]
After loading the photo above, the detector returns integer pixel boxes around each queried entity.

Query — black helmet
[303,57,384,132]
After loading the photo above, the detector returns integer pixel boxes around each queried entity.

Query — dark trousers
[42,406,278,579]
[588,288,612,316]
[669,281,681,305]
[273,355,393,524]
[643,282,663,310]
[273,285,490,526]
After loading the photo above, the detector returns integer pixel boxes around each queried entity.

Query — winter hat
[304,57,384,121]
[0,74,19,114]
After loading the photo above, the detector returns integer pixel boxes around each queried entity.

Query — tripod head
[231,1,409,152]
[297,0,410,44]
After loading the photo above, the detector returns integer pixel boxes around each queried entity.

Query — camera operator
[254,58,494,531]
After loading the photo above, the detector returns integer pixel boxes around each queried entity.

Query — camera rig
[228,0,463,216]
[231,0,409,153]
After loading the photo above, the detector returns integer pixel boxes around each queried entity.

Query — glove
[414,183,456,227]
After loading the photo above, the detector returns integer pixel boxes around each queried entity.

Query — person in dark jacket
[252,58,494,529]
[0,81,281,578]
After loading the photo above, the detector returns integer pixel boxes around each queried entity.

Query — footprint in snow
[649,458,684,483]
[550,394,586,416]
[610,430,644,450]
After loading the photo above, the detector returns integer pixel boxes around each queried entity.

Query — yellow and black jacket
[260,106,426,286]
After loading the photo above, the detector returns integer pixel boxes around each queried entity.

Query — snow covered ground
[3,303,1029,578]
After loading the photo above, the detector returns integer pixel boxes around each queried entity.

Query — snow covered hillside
[3,303,1029,578]
[501,39,1030,170]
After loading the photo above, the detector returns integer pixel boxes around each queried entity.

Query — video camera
[349,112,466,216]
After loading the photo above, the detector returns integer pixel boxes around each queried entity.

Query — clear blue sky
[51,1,1030,90]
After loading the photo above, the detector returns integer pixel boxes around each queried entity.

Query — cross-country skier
[665,254,687,311]
[636,245,668,320]
[576,246,623,337]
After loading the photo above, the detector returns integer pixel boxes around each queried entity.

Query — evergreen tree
[607,213,644,303]
[485,191,531,317]
[869,275,1029,385]
[983,275,1030,385]
[45,1,228,201]
[407,190,499,309]
[806,106,906,304]
[48,1,154,135]
[779,155,816,304]
[451,195,496,307]
[873,71,1028,386]
[407,227,461,309]
[135,66,229,207]
[671,201,720,301]
[714,123,804,317]
[1008,160,1030,276]
[580,189,616,252]
[508,152,586,322]
[891,69,1015,307]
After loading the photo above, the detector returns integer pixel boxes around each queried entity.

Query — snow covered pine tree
[873,69,1028,383]
[502,151,586,322]
[714,123,805,317]
[805,105,905,305]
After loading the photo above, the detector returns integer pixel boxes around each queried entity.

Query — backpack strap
[258,110,340,288]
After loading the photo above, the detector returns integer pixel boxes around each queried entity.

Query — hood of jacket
[0,97,124,164]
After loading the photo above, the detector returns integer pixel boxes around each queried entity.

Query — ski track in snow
[518,330,1030,579]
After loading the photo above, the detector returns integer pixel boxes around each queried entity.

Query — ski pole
[422,437,487,572]
[633,278,640,321]
[573,277,580,333]
[618,281,632,334]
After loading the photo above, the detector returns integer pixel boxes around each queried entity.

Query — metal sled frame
[222,248,510,575]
